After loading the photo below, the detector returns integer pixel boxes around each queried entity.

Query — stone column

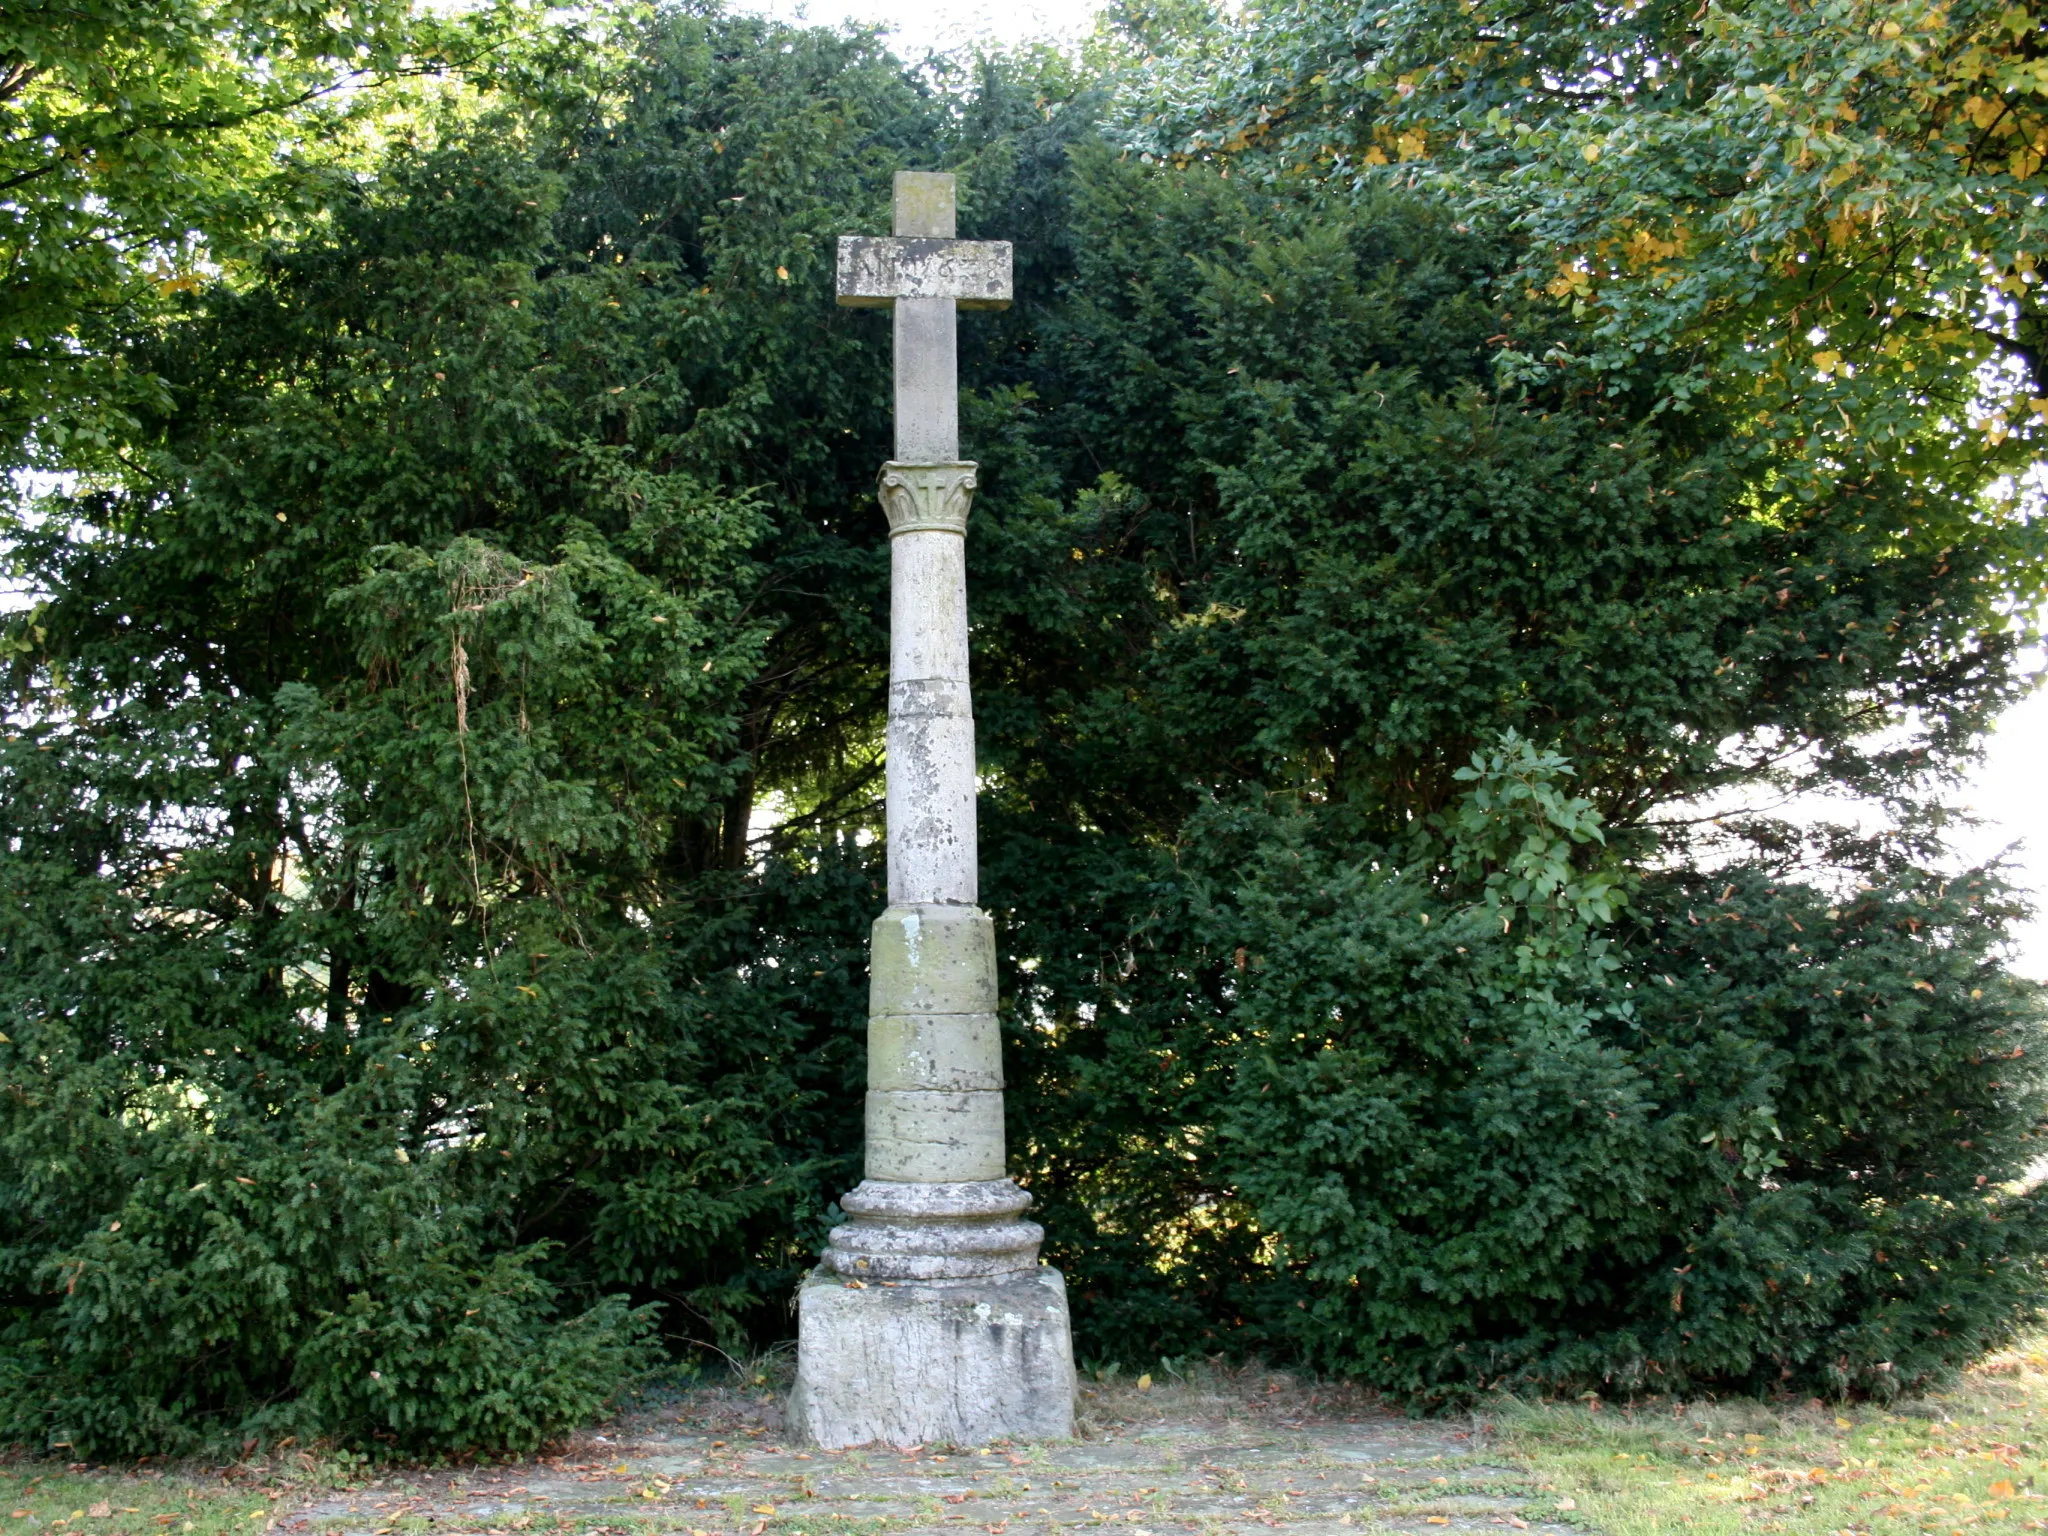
[827,461,1033,1273]
[788,172,1075,1450]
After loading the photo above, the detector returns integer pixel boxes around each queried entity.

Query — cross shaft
[792,172,1073,1449]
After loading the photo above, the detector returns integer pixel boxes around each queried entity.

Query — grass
[1496,1339,2048,1536]
[0,1463,301,1536]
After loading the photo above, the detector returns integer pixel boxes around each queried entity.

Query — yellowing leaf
[1991,1481,2017,1498]
[775,266,790,282]
[1137,1373,1153,1391]
[1813,350,1842,375]
[1582,142,1603,163]
[752,1506,776,1516]
[1548,264,1592,298]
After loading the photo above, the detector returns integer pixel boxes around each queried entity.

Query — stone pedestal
[788,1268,1075,1449]
[793,169,1074,1449]
[787,899,1076,1445]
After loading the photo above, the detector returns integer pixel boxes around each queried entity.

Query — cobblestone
[295,1371,1577,1536]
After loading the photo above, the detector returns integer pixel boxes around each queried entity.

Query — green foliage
[970,141,2048,1404]
[2,4,2044,1454]
[1439,731,1628,975]
[0,0,543,472]
[294,1249,650,1454]
[0,9,928,1456]
[1119,0,2048,522]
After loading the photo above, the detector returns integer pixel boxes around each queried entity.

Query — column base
[822,1178,1042,1280]
[788,1265,1076,1448]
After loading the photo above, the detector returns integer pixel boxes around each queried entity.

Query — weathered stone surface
[822,1214,1042,1280]
[869,905,996,1016]
[892,169,956,240]
[879,462,978,535]
[892,297,959,463]
[823,1177,1040,1280]
[837,172,1011,463]
[803,168,1074,1446]
[864,1088,1005,1182]
[836,236,1014,310]
[883,464,977,901]
[787,1267,1075,1448]
[889,568,970,687]
[868,1012,1004,1091]
[839,1176,1032,1220]
[883,711,977,907]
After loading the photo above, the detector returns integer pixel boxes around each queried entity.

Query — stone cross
[788,172,1076,1450]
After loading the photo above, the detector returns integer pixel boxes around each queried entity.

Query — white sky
[1943,678,2048,976]
[740,0,1104,55]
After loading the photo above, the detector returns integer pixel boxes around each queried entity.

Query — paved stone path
[295,1376,1576,1536]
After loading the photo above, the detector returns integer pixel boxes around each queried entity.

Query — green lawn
[1497,1341,2048,1536]
[0,1462,301,1536]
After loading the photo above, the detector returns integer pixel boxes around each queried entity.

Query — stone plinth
[787,1267,1075,1450]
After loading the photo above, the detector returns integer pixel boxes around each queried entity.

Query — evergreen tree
[1,7,2042,1454]
[955,138,2048,1399]
[0,10,934,1455]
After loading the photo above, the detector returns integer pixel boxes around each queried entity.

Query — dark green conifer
[1,8,2040,1455]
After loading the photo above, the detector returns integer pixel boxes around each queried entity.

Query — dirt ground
[288,1365,1565,1536]
[23,1350,2038,1536]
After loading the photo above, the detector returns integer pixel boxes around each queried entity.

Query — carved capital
[878,461,977,537]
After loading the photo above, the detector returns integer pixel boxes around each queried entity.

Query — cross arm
[836,236,1012,310]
